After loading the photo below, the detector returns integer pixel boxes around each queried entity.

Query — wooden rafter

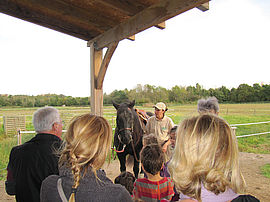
[87,0,210,49]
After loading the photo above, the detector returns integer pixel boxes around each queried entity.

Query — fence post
[231,126,237,136]
[17,129,22,145]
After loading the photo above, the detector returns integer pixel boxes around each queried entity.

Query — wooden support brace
[197,2,209,12]
[96,42,118,89]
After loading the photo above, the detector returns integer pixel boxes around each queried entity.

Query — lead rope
[131,139,139,162]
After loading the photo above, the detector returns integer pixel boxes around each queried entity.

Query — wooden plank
[197,2,209,12]
[87,0,210,49]
[0,0,112,40]
[96,42,118,89]
[98,0,145,16]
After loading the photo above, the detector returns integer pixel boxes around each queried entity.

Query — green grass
[0,103,270,180]
[0,134,34,180]
[261,164,270,178]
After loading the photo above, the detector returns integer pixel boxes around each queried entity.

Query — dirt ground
[1,152,269,202]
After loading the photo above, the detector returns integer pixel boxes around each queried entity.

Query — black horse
[112,100,152,178]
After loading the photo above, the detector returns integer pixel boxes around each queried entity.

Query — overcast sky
[0,0,269,97]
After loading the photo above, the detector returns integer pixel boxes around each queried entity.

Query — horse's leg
[133,156,140,178]
[118,153,126,173]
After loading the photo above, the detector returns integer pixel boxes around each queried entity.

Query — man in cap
[145,102,174,143]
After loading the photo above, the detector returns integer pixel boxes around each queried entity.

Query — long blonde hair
[59,114,112,202]
[168,114,245,202]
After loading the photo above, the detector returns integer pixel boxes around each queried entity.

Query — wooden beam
[197,2,209,12]
[87,0,210,49]
[98,0,144,16]
[0,0,105,40]
[90,44,103,116]
[155,21,166,30]
[96,42,118,89]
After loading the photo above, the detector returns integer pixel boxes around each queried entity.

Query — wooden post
[89,42,118,116]
[231,126,237,137]
[17,129,22,145]
[90,43,103,116]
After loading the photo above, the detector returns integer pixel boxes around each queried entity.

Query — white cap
[153,102,167,111]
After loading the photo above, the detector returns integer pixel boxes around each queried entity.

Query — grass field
[0,103,270,180]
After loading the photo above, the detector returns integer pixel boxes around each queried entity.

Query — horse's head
[113,100,135,145]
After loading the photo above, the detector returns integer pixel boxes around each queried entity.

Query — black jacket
[5,133,62,202]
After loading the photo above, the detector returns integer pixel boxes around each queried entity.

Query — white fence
[15,120,270,145]
[230,121,270,138]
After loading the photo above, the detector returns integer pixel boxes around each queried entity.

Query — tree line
[105,83,270,104]
[0,83,269,107]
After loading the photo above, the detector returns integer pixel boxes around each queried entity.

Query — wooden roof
[0,0,209,50]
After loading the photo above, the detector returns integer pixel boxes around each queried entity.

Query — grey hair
[197,97,219,113]
[33,106,61,133]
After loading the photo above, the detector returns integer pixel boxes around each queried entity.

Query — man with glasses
[145,102,174,144]
[5,106,63,202]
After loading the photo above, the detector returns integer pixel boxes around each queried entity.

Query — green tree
[236,84,254,102]
[110,90,129,104]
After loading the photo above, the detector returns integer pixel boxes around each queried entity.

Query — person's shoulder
[41,175,59,188]
[164,116,173,121]
[10,144,22,154]
[232,194,259,202]
[135,177,148,183]
[43,175,59,183]
[163,177,173,181]
[10,139,35,155]
[40,175,59,201]
[104,183,133,201]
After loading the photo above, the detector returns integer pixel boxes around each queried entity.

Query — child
[168,125,177,149]
[161,125,180,201]
[133,144,174,202]
[114,171,136,196]
[142,133,160,147]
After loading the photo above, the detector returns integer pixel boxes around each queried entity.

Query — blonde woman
[168,114,258,202]
[40,114,132,202]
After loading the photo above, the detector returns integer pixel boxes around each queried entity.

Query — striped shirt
[133,177,174,202]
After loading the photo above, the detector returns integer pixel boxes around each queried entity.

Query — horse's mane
[131,108,144,146]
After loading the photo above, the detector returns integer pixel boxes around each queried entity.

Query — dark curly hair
[114,171,136,195]
[140,144,164,175]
